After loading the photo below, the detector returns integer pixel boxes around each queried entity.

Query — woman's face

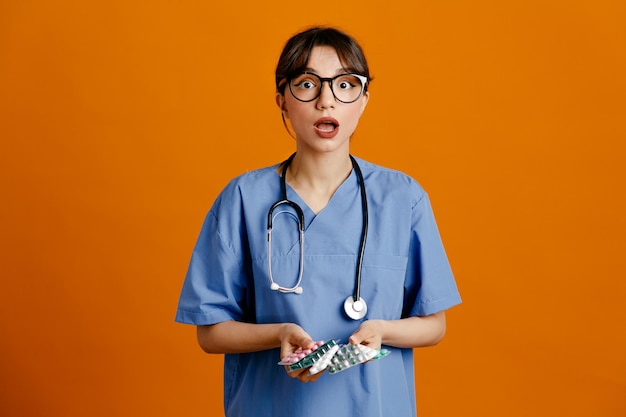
[276,46,369,155]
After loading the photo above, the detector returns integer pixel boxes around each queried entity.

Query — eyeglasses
[287,72,368,104]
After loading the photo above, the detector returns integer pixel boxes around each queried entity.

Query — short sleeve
[403,188,461,317]
[175,183,251,325]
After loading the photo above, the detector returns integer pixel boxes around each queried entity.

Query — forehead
[305,46,345,72]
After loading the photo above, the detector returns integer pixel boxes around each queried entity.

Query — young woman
[176,26,461,417]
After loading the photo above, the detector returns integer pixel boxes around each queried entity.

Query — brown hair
[275,27,371,94]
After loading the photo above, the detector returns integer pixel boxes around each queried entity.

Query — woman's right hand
[278,323,324,383]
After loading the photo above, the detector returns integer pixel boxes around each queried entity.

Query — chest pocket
[360,253,409,320]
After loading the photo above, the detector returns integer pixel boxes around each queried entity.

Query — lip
[313,117,340,138]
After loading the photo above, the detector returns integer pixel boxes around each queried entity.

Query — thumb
[286,329,314,350]
[349,327,364,345]
[296,335,315,349]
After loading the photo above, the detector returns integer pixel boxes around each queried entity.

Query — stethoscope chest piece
[344,295,368,320]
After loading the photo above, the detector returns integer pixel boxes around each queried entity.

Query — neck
[290,151,351,181]
[282,151,354,214]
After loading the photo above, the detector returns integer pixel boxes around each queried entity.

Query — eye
[335,75,359,90]
[338,81,353,90]
[292,75,318,90]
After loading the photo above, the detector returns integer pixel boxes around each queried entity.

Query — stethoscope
[267,153,369,320]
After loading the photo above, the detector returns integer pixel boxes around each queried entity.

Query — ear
[359,91,370,115]
[275,92,289,118]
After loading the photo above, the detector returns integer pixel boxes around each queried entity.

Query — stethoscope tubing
[267,202,305,293]
[266,153,369,319]
[350,156,368,304]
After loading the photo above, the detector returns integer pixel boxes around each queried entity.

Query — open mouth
[314,117,339,137]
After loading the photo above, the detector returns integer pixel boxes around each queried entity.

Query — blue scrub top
[176,157,461,417]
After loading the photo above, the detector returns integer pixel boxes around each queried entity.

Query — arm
[348,311,447,349]
[197,321,323,383]
[197,320,315,354]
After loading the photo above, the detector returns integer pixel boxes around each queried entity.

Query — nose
[316,80,335,109]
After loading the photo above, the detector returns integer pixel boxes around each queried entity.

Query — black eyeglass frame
[285,72,369,104]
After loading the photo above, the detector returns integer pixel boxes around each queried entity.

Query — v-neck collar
[283,168,357,228]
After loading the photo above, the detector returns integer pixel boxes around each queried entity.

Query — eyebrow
[303,67,352,76]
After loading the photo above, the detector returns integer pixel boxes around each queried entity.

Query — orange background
[1,1,625,416]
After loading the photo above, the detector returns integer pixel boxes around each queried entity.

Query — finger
[349,327,368,345]
[307,371,324,383]
[297,369,324,383]
[296,337,315,350]
[286,367,307,379]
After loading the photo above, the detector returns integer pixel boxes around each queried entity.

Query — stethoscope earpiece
[269,281,303,294]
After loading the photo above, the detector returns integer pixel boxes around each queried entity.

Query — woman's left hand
[348,319,384,349]
[349,313,447,349]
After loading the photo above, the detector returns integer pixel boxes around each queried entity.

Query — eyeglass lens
[289,73,365,103]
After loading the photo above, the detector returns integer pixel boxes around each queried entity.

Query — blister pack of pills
[278,339,389,375]
[327,343,390,374]
[277,340,339,372]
